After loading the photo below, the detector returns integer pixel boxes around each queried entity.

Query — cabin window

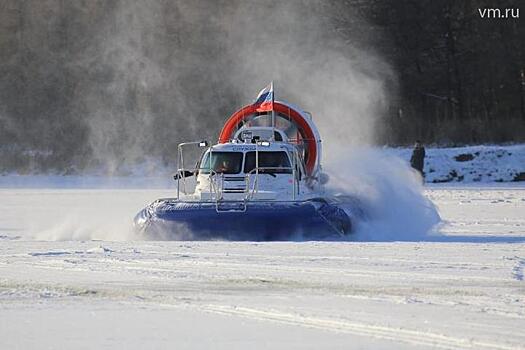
[243,151,292,174]
[200,152,243,174]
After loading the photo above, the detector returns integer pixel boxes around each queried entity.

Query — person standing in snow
[410,140,426,178]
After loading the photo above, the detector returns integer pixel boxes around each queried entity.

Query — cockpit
[200,150,294,175]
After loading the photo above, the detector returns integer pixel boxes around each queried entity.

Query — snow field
[0,186,524,349]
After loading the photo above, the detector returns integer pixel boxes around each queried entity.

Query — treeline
[0,0,523,174]
[368,0,525,144]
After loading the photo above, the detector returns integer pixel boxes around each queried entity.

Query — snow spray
[324,148,441,241]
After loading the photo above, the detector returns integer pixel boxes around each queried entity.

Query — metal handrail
[175,167,219,200]
[176,141,208,197]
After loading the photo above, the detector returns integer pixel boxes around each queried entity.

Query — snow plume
[28,190,169,241]
[23,1,426,242]
[70,0,393,174]
[77,1,170,175]
[35,214,135,241]
[1,1,393,174]
[218,1,393,147]
[325,149,441,241]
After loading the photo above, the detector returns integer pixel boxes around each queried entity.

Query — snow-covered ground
[1,185,524,349]
[391,144,525,183]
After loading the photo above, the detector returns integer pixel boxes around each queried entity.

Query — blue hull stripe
[134,200,351,241]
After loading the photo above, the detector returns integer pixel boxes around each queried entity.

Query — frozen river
[0,185,524,349]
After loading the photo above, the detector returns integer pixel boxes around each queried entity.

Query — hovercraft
[134,84,353,240]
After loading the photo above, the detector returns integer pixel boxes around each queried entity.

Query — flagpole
[271,81,275,141]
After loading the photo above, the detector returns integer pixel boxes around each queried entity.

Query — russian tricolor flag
[254,82,274,112]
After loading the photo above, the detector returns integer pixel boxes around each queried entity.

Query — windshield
[201,152,243,174]
[244,151,292,174]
